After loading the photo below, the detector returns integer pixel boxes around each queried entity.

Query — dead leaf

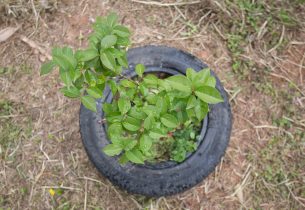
[0,26,20,42]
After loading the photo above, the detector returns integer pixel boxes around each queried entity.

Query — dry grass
[0,0,304,209]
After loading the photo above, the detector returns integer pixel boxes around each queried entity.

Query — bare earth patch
[0,0,304,209]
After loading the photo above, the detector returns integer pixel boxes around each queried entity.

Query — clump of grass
[249,130,305,208]
[196,0,305,77]
[0,99,31,159]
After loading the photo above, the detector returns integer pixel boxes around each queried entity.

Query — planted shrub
[41,13,224,164]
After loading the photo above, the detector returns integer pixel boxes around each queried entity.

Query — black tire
[80,45,232,197]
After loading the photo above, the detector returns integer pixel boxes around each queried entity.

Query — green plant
[41,13,224,164]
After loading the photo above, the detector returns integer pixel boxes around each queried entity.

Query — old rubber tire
[79,45,232,197]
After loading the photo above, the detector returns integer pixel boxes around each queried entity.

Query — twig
[84,179,87,210]
[41,186,82,191]
[270,73,304,96]
[131,0,201,6]
[268,25,285,53]
[20,35,51,60]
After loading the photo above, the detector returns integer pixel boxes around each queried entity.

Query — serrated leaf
[119,153,129,165]
[122,116,141,131]
[161,114,179,128]
[40,61,56,75]
[149,128,167,139]
[107,12,118,27]
[102,103,114,115]
[120,79,136,88]
[118,98,131,114]
[156,96,168,115]
[52,47,77,71]
[186,95,196,109]
[103,144,122,156]
[193,68,210,88]
[166,75,191,94]
[60,86,80,98]
[73,68,82,81]
[140,135,152,152]
[108,80,117,95]
[135,64,145,77]
[128,107,146,120]
[143,115,155,130]
[186,68,197,81]
[87,87,103,98]
[125,149,144,164]
[101,35,117,49]
[139,83,148,96]
[205,76,216,87]
[116,36,130,46]
[100,51,116,70]
[123,139,137,151]
[143,74,158,86]
[107,123,123,138]
[60,69,72,86]
[76,49,99,62]
[195,99,208,121]
[81,95,97,112]
[113,25,130,37]
[195,86,224,104]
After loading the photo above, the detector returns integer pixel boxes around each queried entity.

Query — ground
[0,0,304,209]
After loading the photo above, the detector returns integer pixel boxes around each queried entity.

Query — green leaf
[103,103,114,115]
[76,49,99,62]
[107,123,123,138]
[161,114,179,128]
[116,36,130,46]
[205,76,216,87]
[195,86,224,104]
[100,51,116,70]
[101,35,117,49]
[60,69,73,86]
[87,87,103,98]
[128,107,146,120]
[195,99,208,121]
[107,12,118,27]
[103,144,122,156]
[118,98,131,114]
[120,79,136,88]
[119,153,129,165]
[156,96,168,115]
[143,115,155,130]
[193,68,210,88]
[81,95,97,112]
[108,80,117,95]
[186,95,197,109]
[166,75,191,94]
[122,116,141,131]
[139,84,148,96]
[149,128,167,139]
[123,139,137,151]
[60,86,80,98]
[140,135,152,152]
[135,64,145,77]
[113,25,130,38]
[125,149,144,164]
[40,61,56,75]
[143,74,158,86]
[52,47,77,71]
[186,68,197,81]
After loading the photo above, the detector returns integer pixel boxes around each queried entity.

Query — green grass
[211,0,304,77]
[0,99,32,160]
